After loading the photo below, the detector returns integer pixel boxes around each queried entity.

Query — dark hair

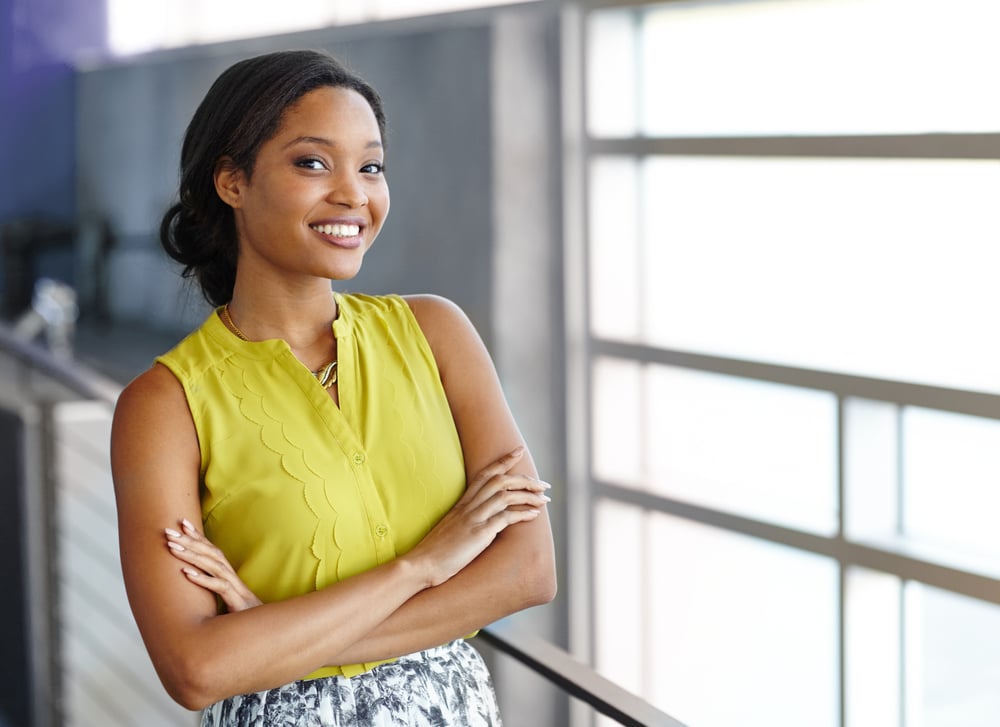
[160,50,387,307]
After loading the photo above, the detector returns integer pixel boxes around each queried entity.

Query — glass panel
[372,0,533,19]
[591,357,642,486]
[901,408,1000,565]
[647,365,838,533]
[589,156,640,340]
[638,0,1000,136]
[108,0,336,54]
[905,583,1000,726]
[844,398,899,540]
[648,513,839,727]
[845,568,901,727]
[594,500,645,697]
[640,155,1000,393]
[586,10,638,137]
[108,0,537,55]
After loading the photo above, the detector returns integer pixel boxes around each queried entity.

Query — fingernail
[181,518,196,532]
[541,495,551,503]
[167,541,185,552]
[182,568,199,577]
[165,528,182,538]
[511,446,525,457]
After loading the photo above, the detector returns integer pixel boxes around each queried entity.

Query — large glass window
[106,0,536,56]
[574,1,1000,725]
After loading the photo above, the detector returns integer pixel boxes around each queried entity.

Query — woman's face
[221,86,389,284]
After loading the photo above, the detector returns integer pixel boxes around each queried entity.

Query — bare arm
[112,364,543,709]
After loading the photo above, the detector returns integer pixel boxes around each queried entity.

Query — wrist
[395,551,436,591]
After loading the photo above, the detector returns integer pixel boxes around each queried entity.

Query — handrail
[0,322,120,405]
[480,622,688,727]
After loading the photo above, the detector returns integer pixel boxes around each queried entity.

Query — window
[572,1,1000,725]
[106,0,535,56]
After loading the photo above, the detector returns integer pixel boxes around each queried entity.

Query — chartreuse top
[156,293,467,679]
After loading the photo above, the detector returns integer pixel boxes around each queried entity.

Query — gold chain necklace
[222,304,338,389]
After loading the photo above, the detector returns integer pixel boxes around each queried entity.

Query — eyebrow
[283,135,383,150]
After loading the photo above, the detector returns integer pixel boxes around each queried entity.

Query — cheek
[375,189,390,224]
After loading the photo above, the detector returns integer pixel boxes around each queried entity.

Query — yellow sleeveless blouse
[156,293,467,679]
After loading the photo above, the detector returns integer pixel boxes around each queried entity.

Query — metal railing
[1,321,683,727]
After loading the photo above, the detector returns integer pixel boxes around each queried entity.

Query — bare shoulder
[403,294,472,336]
[402,294,483,370]
[113,364,191,436]
[111,363,200,494]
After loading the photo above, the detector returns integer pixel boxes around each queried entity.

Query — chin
[324,262,365,281]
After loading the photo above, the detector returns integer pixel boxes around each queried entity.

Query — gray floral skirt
[200,639,502,726]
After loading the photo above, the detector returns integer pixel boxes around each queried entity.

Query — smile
[310,223,361,237]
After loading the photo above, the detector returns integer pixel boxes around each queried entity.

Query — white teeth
[311,223,360,237]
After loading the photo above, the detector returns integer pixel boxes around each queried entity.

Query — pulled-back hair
[160,50,387,307]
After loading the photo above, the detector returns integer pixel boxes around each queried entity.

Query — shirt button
[352,452,366,466]
[374,524,389,538]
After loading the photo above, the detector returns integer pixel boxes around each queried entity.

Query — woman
[110,50,556,725]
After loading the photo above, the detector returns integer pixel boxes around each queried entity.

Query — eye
[361,161,385,175]
[295,157,327,171]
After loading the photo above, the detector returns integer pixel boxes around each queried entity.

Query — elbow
[516,545,558,609]
[158,653,225,711]
[527,564,558,608]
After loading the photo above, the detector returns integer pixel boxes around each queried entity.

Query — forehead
[275,86,381,141]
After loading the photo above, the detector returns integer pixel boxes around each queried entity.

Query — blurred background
[3,0,1000,725]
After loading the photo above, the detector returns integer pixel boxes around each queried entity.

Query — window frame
[563,0,1000,723]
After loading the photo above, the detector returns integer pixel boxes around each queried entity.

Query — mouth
[310,222,364,248]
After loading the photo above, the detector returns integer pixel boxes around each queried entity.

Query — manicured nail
[181,518,196,532]
[541,495,551,503]
[511,447,525,457]
[167,541,184,552]
[165,528,182,538]
[182,568,199,577]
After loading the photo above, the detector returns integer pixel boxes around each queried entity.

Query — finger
[463,475,550,511]
[497,474,550,492]
[181,517,207,539]
[181,567,234,597]
[165,529,231,570]
[467,447,526,490]
[466,488,550,525]
[479,507,541,537]
[166,541,231,577]
[181,568,261,611]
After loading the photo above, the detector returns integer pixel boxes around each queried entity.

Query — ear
[214,157,246,209]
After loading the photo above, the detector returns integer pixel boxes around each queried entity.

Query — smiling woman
[110,50,555,726]
[213,86,389,293]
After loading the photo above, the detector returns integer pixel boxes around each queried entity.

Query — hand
[165,519,263,613]
[404,447,551,588]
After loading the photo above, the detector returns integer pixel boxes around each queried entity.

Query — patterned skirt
[199,639,502,727]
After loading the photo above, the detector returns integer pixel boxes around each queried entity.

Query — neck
[227,280,338,353]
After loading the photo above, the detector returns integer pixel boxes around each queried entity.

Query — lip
[309,217,367,249]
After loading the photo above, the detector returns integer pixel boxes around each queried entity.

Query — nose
[328,171,368,209]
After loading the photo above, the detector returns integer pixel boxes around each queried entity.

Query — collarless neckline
[208,292,350,357]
